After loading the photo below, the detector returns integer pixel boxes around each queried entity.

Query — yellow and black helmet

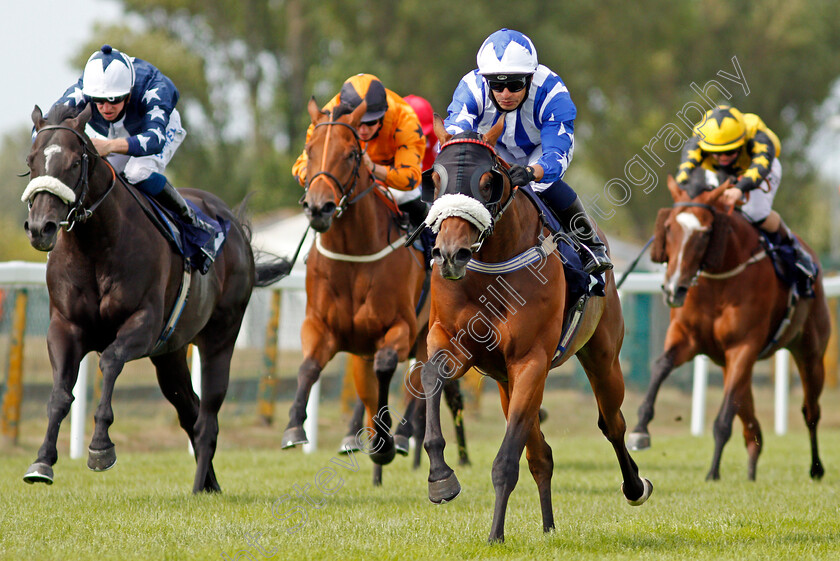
[339,74,388,122]
[694,105,747,152]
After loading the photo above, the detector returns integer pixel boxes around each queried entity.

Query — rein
[30,124,116,231]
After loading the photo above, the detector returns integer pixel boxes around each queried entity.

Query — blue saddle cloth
[758,230,817,298]
[519,185,606,299]
[143,193,230,272]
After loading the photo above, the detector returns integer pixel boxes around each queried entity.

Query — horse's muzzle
[662,284,688,308]
[24,217,59,252]
[303,201,336,233]
[432,246,472,280]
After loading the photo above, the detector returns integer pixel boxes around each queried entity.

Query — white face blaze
[663,211,709,294]
[44,144,62,176]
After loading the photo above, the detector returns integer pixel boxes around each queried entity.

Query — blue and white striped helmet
[82,45,136,100]
[476,29,538,77]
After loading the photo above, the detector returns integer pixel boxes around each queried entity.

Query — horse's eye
[72,159,81,168]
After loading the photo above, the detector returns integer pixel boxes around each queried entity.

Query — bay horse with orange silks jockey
[627,173,829,481]
[21,104,289,493]
[281,98,469,483]
[418,115,652,543]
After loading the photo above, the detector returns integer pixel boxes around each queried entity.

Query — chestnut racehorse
[419,116,652,543]
[21,104,288,493]
[628,175,829,481]
[282,98,468,480]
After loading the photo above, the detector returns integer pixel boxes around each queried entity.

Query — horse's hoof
[429,472,461,504]
[23,462,54,485]
[337,436,360,454]
[394,435,410,456]
[810,462,825,480]
[87,446,117,472]
[369,445,396,466]
[623,477,653,506]
[627,432,651,451]
[281,427,308,449]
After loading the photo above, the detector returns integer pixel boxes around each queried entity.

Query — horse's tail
[254,255,293,287]
[231,194,294,286]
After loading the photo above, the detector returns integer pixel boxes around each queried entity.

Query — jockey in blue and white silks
[49,45,217,272]
[444,28,612,275]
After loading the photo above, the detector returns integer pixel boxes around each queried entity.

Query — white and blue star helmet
[476,29,538,77]
[82,45,136,100]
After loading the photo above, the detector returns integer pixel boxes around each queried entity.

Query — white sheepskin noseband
[425,194,492,234]
[21,176,76,205]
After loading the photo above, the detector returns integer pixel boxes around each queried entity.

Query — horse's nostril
[431,248,442,260]
[43,222,57,238]
[454,248,472,265]
[321,202,336,215]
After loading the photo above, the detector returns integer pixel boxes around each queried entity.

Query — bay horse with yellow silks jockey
[281,98,468,482]
[21,104,289,493]
[418,115,652,543]
[627,173,829,481]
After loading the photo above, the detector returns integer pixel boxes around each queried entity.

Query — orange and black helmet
[339,74,388,122]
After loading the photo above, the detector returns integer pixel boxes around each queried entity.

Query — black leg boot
[555,198,613,275]
[776,221,816,279]
[155,182,215,234]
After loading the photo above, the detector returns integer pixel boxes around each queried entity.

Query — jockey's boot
[156,181,218,273]
[156,181,216,236]
[777,221,816,279]
[398,196,430,231]
[555,197,613,275]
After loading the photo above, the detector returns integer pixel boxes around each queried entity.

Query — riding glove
[508,164,536,186]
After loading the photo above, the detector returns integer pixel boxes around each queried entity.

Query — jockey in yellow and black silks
[676,105,815,281]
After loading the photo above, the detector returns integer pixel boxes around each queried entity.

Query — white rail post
[775,349,790,435]
[691,355,708,436]
[188,346,202,455]
[70,354,90,459]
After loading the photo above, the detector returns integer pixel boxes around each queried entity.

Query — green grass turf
[1,385,839,560]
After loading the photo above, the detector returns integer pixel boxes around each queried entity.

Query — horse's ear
[667,174,687,202]
[31,105,45,130]
[72,104,93,130]
[432,113,451,145]
[483,117,505,147]
[308,97,326,124]
[347,101,368,127]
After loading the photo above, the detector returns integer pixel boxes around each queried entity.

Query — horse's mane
[46,104,81,125]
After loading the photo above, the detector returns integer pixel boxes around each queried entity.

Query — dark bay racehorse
[282,98,450,477]
[420,116,651,542]
[21,104,288,493]
[628,175,828,481]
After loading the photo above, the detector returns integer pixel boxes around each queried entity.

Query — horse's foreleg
[24,323,85,485]
[282,357,326,448]
[422,358,460,504]
[629,338,696,451]
[368,347,399,465]
[790,348,825,479]
[488,371,547,543]
[707,348,756,481]
[89,318,154,471]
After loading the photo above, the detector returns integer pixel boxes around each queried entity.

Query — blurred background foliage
[3,0,840,261]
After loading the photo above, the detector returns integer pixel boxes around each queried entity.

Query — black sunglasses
[487,78,528,93]
[360,118,382,127]
[90,94,128,105]
[715,148,740,157]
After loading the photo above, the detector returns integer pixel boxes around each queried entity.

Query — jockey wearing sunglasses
[444,28,612,276]
[48,45,218,271]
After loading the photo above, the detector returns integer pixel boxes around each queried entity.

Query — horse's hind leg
[190,343,235,493]
[151,349,200,457]
[578,335,652,506]
[628,335,697,451]
[707,349,757,481]
[443,379,470,466]
[24,322,85,484]
[790,347,826,479]
[338,398,366,454]
[735,389,762,481]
